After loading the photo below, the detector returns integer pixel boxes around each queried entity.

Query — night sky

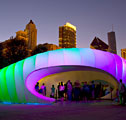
[0,0,125,56]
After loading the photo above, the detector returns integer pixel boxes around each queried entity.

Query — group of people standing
[35,79,126,106]
[35,80,112,101]
[35,82,46,96]
[57,80,106,102]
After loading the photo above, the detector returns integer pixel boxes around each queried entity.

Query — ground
[0,100,125,120]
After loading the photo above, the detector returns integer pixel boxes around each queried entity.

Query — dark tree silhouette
[0,38,30,68]
[0,39,49,69]
[32,44,48,55]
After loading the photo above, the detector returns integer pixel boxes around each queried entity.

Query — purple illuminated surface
[25,48,126,102]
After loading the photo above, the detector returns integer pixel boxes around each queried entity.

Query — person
[35,82,39,92]
[67,80,73,101]
[95,82,101,98]
[119,79,126,106]
[80,82,84,100]
[57,82,61,98]
[41,83,46,96]
[74,80,80,101]
[83,81,90,102]
[64,83,67,100]
[59,82,65,102]
[91,81,95,99]
[50,85,55,98]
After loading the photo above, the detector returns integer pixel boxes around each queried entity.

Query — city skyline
[0,0,125,56]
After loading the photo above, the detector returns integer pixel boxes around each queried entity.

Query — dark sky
[0,0,125,56]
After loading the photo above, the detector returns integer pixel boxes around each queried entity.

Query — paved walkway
[0,100,125,120]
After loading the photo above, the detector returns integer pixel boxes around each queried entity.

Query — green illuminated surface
[0,67,10,102]
[15,60,26,103]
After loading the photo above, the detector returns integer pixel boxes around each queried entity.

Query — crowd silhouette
[35,80,116,102]
[56,80,113,102]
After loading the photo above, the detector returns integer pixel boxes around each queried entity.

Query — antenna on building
[112,24,114,32]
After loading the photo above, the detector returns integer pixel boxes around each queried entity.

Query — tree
[1,38,30,68]
[32,44,48,55]
[0,43,7,68]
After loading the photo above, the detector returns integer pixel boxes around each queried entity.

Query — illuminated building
[59,22,76,48]
[16,30,28,41]
[43,43,61,51]
[121,48,126,59]
[108,31,117,54]
[24,20,37,50]
[0,48,125,104]
[90,37,109,51]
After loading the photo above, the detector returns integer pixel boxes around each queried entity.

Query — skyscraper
[121,48,126,59]
[90,37,109,51]
[24,20,37,50]
[59,22,76,48]
[108,31,117,54]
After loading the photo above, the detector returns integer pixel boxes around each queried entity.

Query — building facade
[59,22,76,48]
[16,30,28,41]
[43,43,61,51]
[108,31,117,54]
[90,37,109,51]
[121,48,126,59]
[24,20,37,50]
